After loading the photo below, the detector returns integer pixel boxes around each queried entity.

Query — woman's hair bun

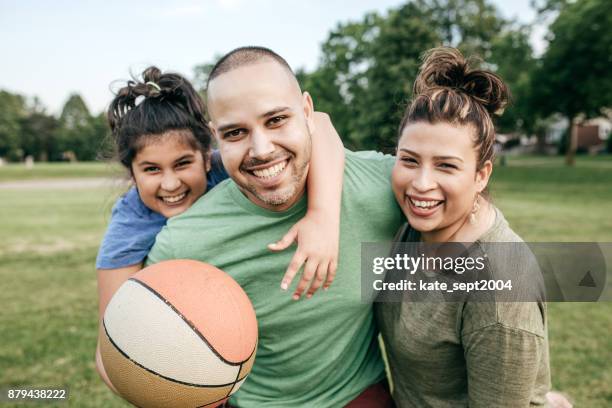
[414,47,509,115]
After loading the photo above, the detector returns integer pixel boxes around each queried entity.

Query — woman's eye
[144,166,159,173]
[439,163,457,169]
[400,157,418,165]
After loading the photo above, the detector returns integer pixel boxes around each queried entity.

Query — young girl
[95,66,344,392]
[376,48,551,406]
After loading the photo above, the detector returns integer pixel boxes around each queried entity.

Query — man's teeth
[252,161,287,179]
[162,192,187,203]
[412,199,441,208]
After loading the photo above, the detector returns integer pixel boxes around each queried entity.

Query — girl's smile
[131,130,208,218]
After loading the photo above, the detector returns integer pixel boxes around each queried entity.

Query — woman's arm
[95,264,142,393]
[463,303,550,407]
[269,112,345,299]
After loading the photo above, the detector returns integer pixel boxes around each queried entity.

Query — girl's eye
[176,160,192,168]
[439,163,457,169]
[144,166,160,173]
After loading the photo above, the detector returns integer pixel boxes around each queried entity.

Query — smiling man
[147,46,401,407]
[207,56,313,211]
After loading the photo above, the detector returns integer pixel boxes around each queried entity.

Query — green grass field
[1,155,611,407]
[0,162,122,182]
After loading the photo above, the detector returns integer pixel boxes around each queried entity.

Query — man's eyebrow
[217,122,242,134]
[398,148,463,162]
[217,106,293,134]
[260,106,291,119]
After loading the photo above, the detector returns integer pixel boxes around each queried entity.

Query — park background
[1,0,611,406]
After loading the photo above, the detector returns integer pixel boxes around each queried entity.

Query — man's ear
[476,160,493,192]
[302,92,315,134]
[209,121,220,143]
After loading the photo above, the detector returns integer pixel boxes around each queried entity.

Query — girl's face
[131,131,209,218]
[392,122,491,242]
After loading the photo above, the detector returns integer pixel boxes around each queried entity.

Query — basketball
[99,259,258,408]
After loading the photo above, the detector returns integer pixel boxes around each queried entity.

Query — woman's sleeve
[461,303,550,407]
[96,187,167,269]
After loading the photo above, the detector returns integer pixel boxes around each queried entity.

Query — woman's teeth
[252,161,287,179]
[162,192,187,204]
[411,199,442,208]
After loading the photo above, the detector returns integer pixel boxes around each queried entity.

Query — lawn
[0,162,121,182]
[0,155,611,407]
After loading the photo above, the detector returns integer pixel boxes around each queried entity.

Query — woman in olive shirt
[375,47,551,407]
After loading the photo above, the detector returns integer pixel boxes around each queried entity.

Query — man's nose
[249,129,275,159]
[161,172,181,192]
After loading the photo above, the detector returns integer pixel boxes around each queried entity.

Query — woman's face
[392,122,491,241]
[131,131,209,218]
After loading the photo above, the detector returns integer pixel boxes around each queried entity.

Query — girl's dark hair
[107,66,211,171]
[399,47,509,169]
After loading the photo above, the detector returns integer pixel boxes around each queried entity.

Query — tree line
[1,0,610,164]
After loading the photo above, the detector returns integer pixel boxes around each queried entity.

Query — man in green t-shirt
[147,46,401,407]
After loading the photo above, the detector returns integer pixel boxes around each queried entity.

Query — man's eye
[267,116,286,126]
[224,129,245,139]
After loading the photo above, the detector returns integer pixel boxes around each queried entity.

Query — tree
[57,93,100,160]
[19,112,60,161]
[489,25,538,136]
[0,90,26,160]
[532,0,612,165]
[298,12,384,149]
[358,2,440,150]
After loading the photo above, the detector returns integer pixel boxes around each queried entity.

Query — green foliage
[19,112,61,161]
[0,90,26,160]
[489,25,538,135]
[297,0,540,151]
[533,0,612,120]
[0,91,111,163]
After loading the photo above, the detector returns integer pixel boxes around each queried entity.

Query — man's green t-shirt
[147,150,401,407]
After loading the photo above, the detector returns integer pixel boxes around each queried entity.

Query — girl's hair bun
[414,47,509,115]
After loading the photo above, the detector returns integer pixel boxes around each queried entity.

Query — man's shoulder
[344,148,394,177]
[168,179,238,225]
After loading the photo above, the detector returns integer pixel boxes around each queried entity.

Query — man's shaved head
[207,46,297,89]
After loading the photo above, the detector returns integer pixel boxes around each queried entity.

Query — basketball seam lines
[129,277,243,366]
[102,319,245,388]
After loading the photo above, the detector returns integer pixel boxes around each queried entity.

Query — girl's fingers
[293,259,317,300]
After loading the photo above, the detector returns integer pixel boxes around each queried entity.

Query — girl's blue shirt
[95,150,228,269]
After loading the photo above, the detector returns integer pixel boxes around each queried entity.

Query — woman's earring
[469,195,480,224]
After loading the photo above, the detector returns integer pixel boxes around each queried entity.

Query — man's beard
[240,135,311,208]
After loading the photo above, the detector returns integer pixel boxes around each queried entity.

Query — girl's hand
[269,210,339,300]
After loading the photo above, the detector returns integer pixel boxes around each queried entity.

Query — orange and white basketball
[100,259,258,408]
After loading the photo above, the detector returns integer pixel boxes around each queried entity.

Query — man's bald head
[207,46,297,89]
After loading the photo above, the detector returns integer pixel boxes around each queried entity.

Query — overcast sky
[0,0,543,115]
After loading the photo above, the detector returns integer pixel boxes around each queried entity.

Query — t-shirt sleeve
[206,149,229,191]
[145,224,175,266]
[96,187,167,269]
[461,309,549,407]
[351,149,396,176]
